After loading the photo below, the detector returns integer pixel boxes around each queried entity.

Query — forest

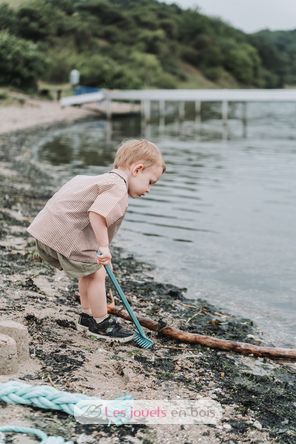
[0,0,295,90]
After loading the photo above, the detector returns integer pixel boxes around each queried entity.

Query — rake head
[134,332,154,349]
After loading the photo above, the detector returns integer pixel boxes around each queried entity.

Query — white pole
[242,102,248,138]
[159,100,165,131]
[222,101,228,126]
[105,97,112,120]
[178,101,185,121]
[195,101,202,124]
[142,100,151,123]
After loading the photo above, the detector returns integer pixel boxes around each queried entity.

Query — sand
[0,98,138,135]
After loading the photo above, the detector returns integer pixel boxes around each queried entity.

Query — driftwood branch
[108,305,296,360]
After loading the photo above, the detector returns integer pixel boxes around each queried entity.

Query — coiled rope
[0,380,133,442]
[0,426,73,443]
[0,380,92,415]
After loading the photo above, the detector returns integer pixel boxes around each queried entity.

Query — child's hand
[97,246,112,266]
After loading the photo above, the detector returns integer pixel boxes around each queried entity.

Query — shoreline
[0,97,139,135]
[0,125,295,443]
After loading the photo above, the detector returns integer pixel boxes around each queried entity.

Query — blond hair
[113,139,166,173]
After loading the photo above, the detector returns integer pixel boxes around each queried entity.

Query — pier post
[159,100,165,132]
[178,101,185,121]
[141,100,151,123]
[105,96,112,120]
[195,101,202,124]
[159,100,165,116]
[105,120,112,144]
[222,101,228,126]
[141,100,152,138]
[242,102,248,138]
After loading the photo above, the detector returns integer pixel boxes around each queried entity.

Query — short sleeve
[88,184,127,227]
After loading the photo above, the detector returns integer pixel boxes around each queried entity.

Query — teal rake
[104,264,154,349]
[96,253,153,349]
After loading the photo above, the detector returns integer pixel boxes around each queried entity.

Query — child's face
[128,164,163,198]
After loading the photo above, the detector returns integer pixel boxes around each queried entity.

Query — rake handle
[104,264,146,336]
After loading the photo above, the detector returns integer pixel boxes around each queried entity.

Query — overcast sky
[162,0,296,33]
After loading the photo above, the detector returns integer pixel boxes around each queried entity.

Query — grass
[0,87,28,105]
[178,63,216,89]
[178,63,239,89]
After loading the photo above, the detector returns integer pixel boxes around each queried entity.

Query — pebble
[253,420,263,430]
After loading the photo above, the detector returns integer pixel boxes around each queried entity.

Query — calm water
[35,103,296,346]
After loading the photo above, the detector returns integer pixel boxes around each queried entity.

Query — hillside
[0,0,295,90]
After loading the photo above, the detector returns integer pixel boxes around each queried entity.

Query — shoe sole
[86,330,134,343]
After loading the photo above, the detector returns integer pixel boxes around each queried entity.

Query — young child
[27,139,166,343]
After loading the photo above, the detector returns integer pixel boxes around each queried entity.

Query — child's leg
[78,277,91,315]
[79,267,107,319]
[78,268,134,342]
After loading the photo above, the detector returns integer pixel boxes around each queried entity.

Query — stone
[0,320,30,362]
[253,420,263,430]
[0,333,18,374]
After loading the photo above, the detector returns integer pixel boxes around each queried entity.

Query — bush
[203,66,224,82]
[16,0,66,41]
[45,48,75,83]
[129,51,169,87]
[0,4,17,34]
[0,31,46,90]
[221,39,262,85]
[70,54,141,88]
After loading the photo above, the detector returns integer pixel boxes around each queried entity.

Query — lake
[35,102,296,347]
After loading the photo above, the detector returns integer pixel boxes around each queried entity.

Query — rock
[0,319,30,362]
[253,420,263,430]
[0,333,18,374]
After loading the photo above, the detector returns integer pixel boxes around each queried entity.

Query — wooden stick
[107,306,296,360]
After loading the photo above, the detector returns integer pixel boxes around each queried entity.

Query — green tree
[16,0,66,41]
[0,31,45,89]
[221,40,262,85]
[249,32,290,87]
[73,53,142,88]
[0,4,17,34]
[129,51,177,88]
[137,29,166,54]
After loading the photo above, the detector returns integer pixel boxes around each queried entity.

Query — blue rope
[0,380,134,441]
[0,425,73,443]
[0,380,94,415]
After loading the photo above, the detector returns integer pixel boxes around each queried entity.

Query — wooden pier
[60,88,296,125]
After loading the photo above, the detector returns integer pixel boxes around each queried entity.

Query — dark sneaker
[87,316,134,343]
[77,312,93,332]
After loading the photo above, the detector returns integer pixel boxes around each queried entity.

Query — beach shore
[0,97,139,135]
[0,123,295,444]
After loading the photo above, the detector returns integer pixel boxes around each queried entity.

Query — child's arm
[89,211,111,265]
